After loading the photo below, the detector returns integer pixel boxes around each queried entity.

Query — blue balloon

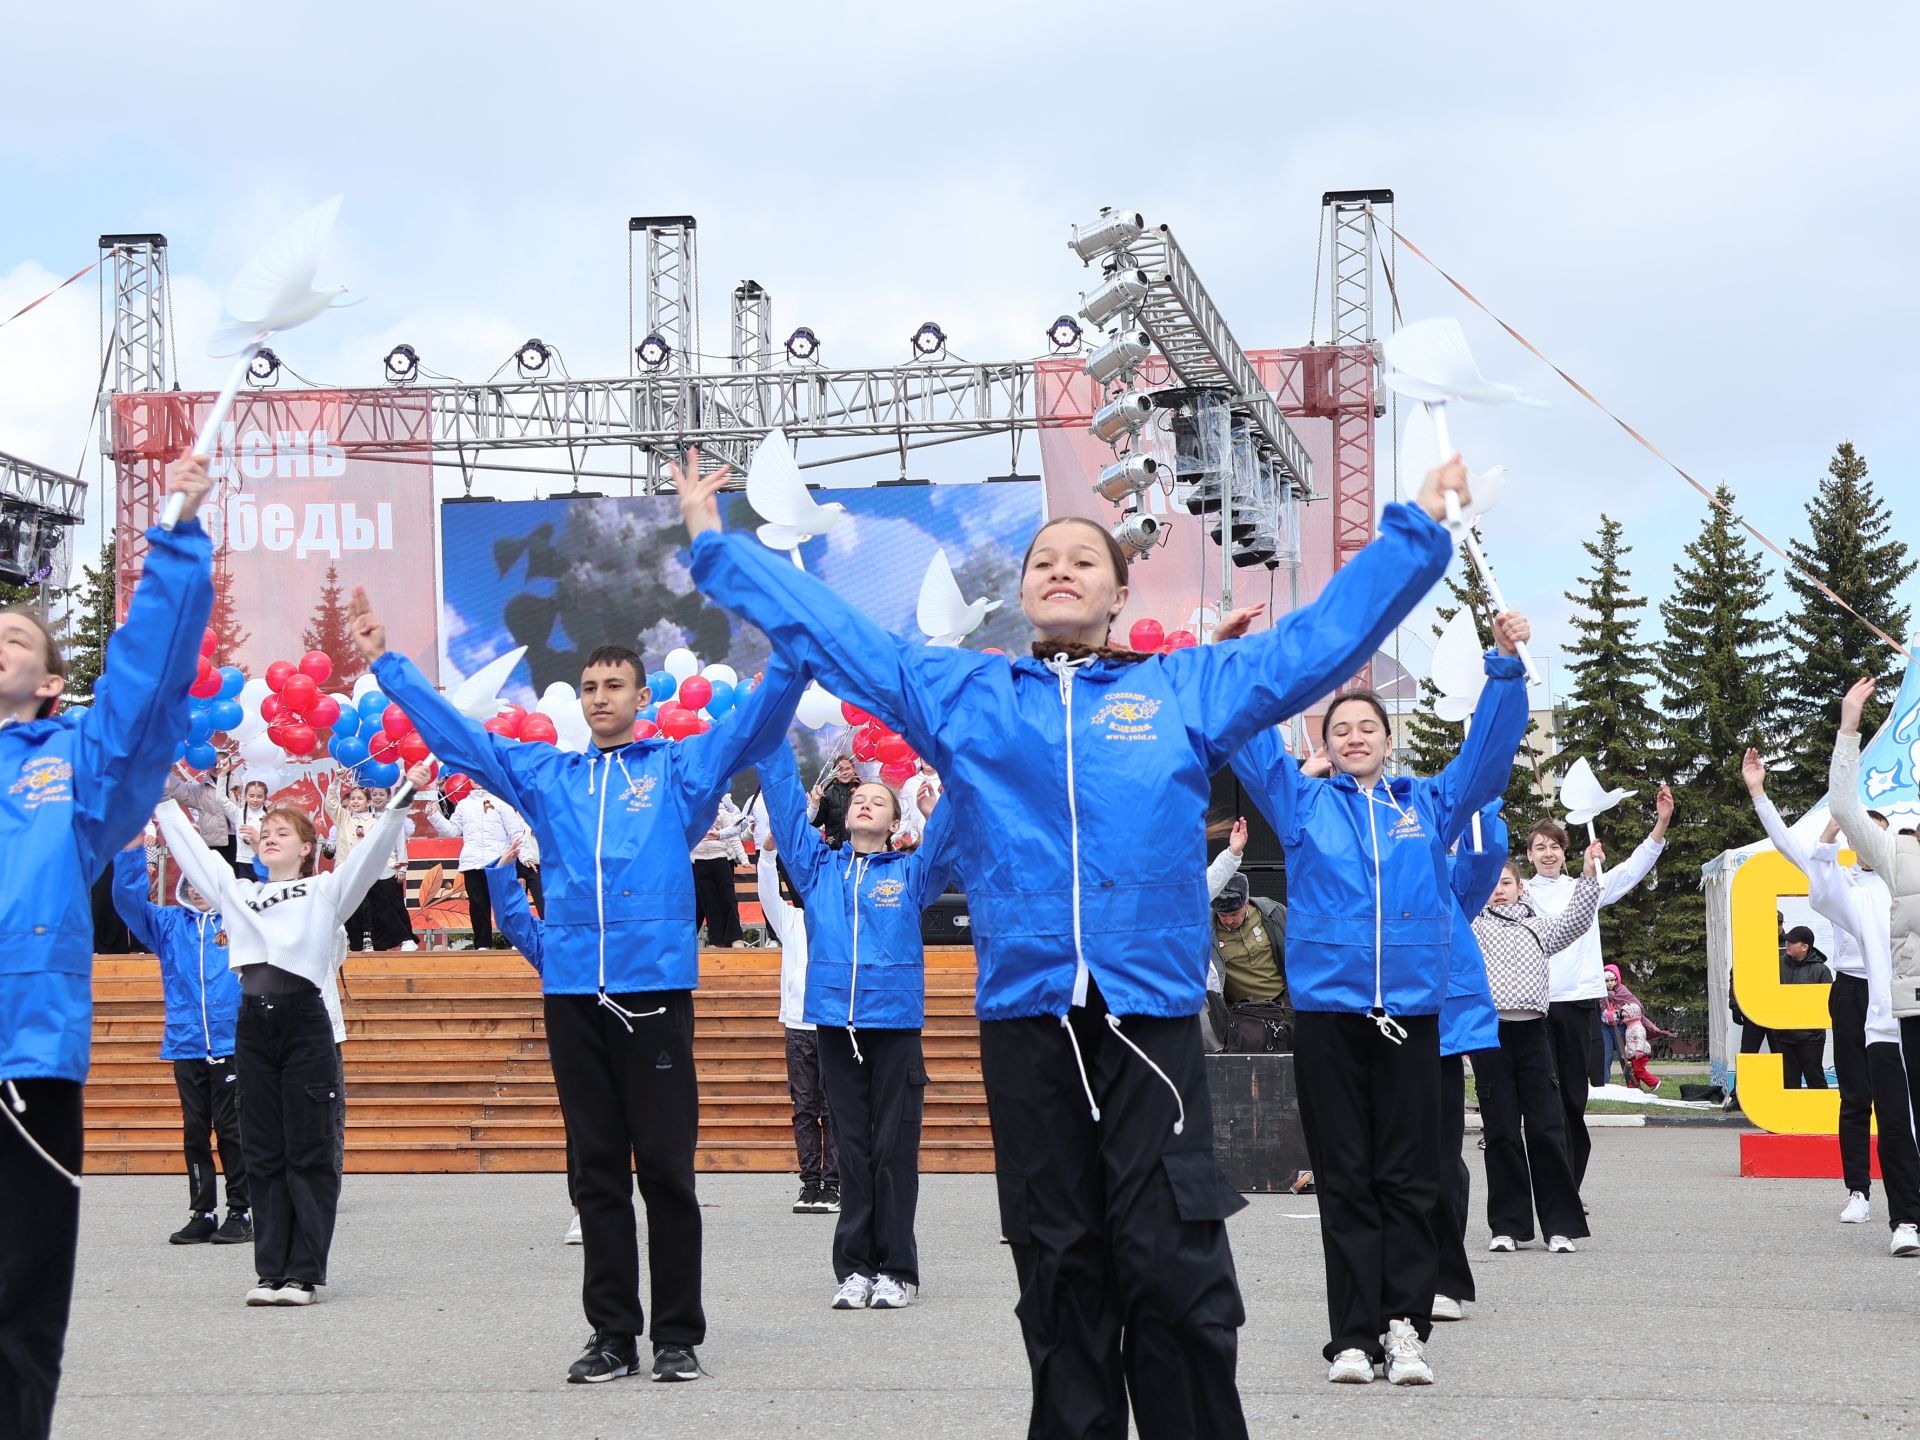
[365,760,400,789]
[637,702,658,723]
[184,741,219,772]
[646,670,675,700]
[330,705,360,739]
[186,711,213,744]
[358,690,388,719]
[216,665,246,700]
[705,681,736,718]
[207,698,244,733]
[173,740,189,761]
[331,735,370,770]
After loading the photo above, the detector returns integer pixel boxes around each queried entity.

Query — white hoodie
[759,846,810,1031]
[1526,835,1665,1003]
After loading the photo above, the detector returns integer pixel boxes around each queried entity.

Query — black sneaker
[212,1210,254,1245]
[567,1330,638,1384]
[794,1184,822,1214]
[820,1185,842,1214]
[170,1212,218,1245]
[651,1343,700,1383]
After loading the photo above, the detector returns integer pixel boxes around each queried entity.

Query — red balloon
[841,702,873,728]
[280,674,319,715]
[265,721,292,746]
[852,729,882,762]
[265,660,295,693]
[260,694,286,723]
[875,734,913,766]
[1164,630,1198,651]
[1128,618,1165,652]
[678,675,713,711]
[632,719,660,742]
[496,706,527,739]
[370,732,402,763]
[659,708,702,740]
[482,715,517,738]
[519,714,559,745]
[397,733,431,765]
[298,650,333,685]
[280,724,318,758]
[880,760,916,786]
[200,629,218,658]
[382,704,414,740]
[189,667,221,700]
[443,772,474,803]
[308,695,342,729]
[983,647,1007,656]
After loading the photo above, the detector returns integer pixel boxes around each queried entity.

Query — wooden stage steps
[84,948,992,1176]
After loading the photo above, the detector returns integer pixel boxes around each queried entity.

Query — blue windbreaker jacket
[687,502,1452,1022]
[487,860,544,976]
[1440,802,1508,1057]
[1228,651,1528,1018]
[0,519,213,1082]
[759,741,960,1030]
[110,850,240,1061]
[374,653,805,996]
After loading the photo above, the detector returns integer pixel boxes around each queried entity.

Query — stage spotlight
[1093,454,1158,503]
[636,333,672,370]
[383,344,419,383]
[785,327,821,363]
[1085,331,1151,387]
[1112,508,1168,561]
[1069,209,1145,263]
[515,338,552,376]
[246,348,281,385]
[1089,391,1154,444]
[1079,269,1150,328]
[1047,315,1083,352]
[910,321,947,358]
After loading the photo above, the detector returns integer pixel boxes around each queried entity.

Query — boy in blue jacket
[0,457,213,1440]
[347,590,805,1386]
[110,844,251,1246]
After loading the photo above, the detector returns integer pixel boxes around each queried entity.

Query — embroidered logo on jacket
[866,877,907,909]
[10,756,73,808]
[1388,810,1427,841]
[623,775,658,812]
[1089,693,1161,742]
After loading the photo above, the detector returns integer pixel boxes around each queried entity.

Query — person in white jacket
[757,827,839,1215]
[426,784,539,948]
[156,761,428,1309]
[221,774,274,875]
[1745,745,1920,1248]
[1522,785,1674,1196]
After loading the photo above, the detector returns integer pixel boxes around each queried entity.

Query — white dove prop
[1559,755,1636,872]
[745,428,847,568]
[917,548,1002,646]
[1426,606,1489,725]
[169,195,360,530]
[448,646,529,721]
[1383,317,1540,524]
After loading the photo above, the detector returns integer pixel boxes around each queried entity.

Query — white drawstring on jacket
[587,749,663,1033]
[2,1081,81,1189]
[1061,1016,1100,1122]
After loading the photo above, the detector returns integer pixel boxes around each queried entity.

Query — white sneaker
[564,1213,583,1245]
[269,1282,316,1306]
[1891,1223,1920,1257]
[1841,1192,1871,1224]
[399,940,419,953]
[869,1274,916,1309]
[1431,1294,1464,1321]
[1487,1235,1517,1253]
[245,1283,280,1306]
[1547,1235,1577,1254]
[1327,1348,1374,1384]
[1383,1319,1433,1385]
[832,1274,874,1310]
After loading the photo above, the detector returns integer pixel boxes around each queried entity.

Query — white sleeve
[220,791,244,828]
[426,804,460,839]
[1206,847,1244,901]
[323,805,407,919]
[1598,835,1665,908]
[756,849,792,936]
[155,801,240,913]
[1830,732,1897,876]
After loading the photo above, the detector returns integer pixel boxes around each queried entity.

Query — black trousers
[173,1056,249,1213]
[1472,1020,1589,1242]
[784,1028,838,1188]
[691,857,742,946]
[0,1079,81,1440]
[235,993,342,1285]
[1832,975,1874,1193]
[1545,1000,1601,1191]
[544,990,704,1346]
[1865,1040,1920,1228]
[1293,1010,1440,1361]
[462,866,495,947]
[818,1026,924,1285]
[366,876,411,950]
[1433,1055,1473,1303]
[981,985,1248,1440]
[1739,1019,1771,1053]
[1779,1035,1828,1089]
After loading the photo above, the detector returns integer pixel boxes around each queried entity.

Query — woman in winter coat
[1470,849,1603,1255]
[1226,613,1532,1387]
[674,446,1470,1438]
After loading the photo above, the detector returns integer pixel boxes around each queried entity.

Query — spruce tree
[301,562,364,684]
[1650,485,1788,1010]
[62,542,117,704]
[204,555,251,665]
[1774,442,1915,814]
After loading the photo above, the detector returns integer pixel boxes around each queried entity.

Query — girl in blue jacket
[1227,614,1530,1387]
[760,739,958,1313]
[675,448,1469,1439]
[111,844,250,1246]
[0,458,212,1440]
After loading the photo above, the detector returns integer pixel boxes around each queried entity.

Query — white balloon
[535,682,593,753]
[238,732,284,769]
[664,647,700,683]
[700,663,739,688]
[351,672,384,703]
[795,683,843,731]
[228,677,274,743]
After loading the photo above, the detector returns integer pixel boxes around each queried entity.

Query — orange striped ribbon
[0,251,113,334]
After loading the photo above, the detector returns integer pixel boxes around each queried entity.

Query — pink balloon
[519,713,559,745]
[279,674,319,716]
[298,650,334,685]
[1128,619,1165,652]
[678,675,713,711]
[307,695,342,729]
[1164,630,1198,651]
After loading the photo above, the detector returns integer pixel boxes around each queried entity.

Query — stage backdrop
[439,480,1044,774]
[113,389,439,684]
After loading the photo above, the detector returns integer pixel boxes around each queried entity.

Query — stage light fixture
[1069,209,1145,263]
[383,344,419,383]
[246,348,281,385]
[637,333,672,370]
[1046,315,1083,352]
[1084,331,1151,387]
[515,338,552,376]
[910,321,948,359]
[785,327,821,363]
[1079,269,1151,328]
[1089,391,1154,444]
[1093,454,1158,503]
[1112,508,1168,561]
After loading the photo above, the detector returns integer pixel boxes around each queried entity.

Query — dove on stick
[917,547,1003,647]
[745,427,848,568]
[1426,605,1491,725]
[1558,756,1637,874]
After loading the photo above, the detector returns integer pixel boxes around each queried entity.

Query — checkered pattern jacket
[1472,876,1601,1016]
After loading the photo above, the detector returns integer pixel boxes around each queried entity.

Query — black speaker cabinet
[1206,1052,1311,1194]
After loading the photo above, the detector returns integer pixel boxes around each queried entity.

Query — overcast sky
[4,1,1917,699]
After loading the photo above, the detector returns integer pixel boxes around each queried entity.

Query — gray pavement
[54,1129,1920,1438]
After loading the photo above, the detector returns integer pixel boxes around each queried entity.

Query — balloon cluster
[1126,619,1199,654]
[329,690,428,789]
[479,705,561,745]
[178,630,247,773]
[841,701,921,787]
[634,647,742,743]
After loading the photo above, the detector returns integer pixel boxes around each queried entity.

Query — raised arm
[907,787,963,904]
[154,799,240,917]
[487,859,543,974]
[1597,787,1673,908]
[757,741,833,893]
[365,647,540,810]
[322,801,409,920]
[1227,725,1308,848]
[1535,872,1604,954]
[1206,836,1245,902]
[110,847,164,953]
[1830,677,1897,875]
[1429,641,1530,845]
[1450,800,1509,916]
[424,801,461,840]
[671,660,808,809]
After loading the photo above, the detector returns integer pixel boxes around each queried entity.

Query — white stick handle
[1463,712,1484,850]
[1428,404,1465,530]
[161,345,260,531]
[1458,526,1541,685]
[1587,817,1604,876]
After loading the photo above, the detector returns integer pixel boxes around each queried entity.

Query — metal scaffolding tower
[1315,189,1391,569]
[629,215,703,482]
[729,279,773,430]
[99,233,174,598]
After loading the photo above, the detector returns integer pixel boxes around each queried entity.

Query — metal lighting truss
[1318,189,1390,568]
[728,280,773,430]
[0,449,86,521]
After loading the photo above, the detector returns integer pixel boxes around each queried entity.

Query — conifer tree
[301,561,364,685]
[61,542,117,703]
[204,554,251,665]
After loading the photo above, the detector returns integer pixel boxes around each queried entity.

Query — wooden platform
[84,948,993,1175]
